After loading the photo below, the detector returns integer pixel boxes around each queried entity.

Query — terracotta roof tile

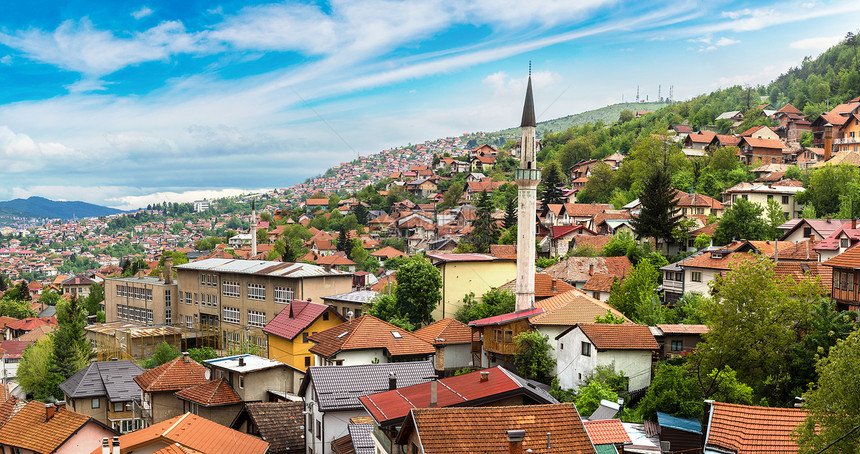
[655,324,709,335]
[309,315,435,358]
[705,402,806,454]
[398,403,595,453]
[581,274,618,293]
[152,444,205,454]
[544,256,633,283]
[97,413,268,454]
[499,274,577,299]
[0,401,99,453]
[562,203,612,218]
[583,419,631,445]
[174,378,242,407]
[574,235,614,252]
[774,262,831,292]
[679,251,754,271]
[413,318,472,345]
[370,246,407,259]
[578,323,658,350]
[528,290,630,326]
[133,356,209,393]
[263,300,343,341]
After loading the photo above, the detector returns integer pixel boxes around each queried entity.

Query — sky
[0,1,858,210]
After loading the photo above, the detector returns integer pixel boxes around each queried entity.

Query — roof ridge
[163,412,191,437]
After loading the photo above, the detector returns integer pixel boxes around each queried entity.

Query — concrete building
[426,253,516,320]
[59,360,145,433]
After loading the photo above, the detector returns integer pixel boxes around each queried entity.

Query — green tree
[629,155,682,248]
[17,336,62,402]
[367,294,416,331]
[595,309,625,324]
[187,346,219,364]
[394,255,442,326]
[454,289,515,324]
[463,191,499,253]
[83,283,104,316]
[764,198,787,240]
[39,290,62,306]
[540,161,566,207]
[0,296,36,318]
[513,331,555,384]
[795,328,860,454]
[713,198,767,245]
[574,380,619,417]
[439,182,464,210]
[50,298,93,381]
[503,196,517,230]
[618,109,634,123]
[142,342,181,369]
[607,260,659,323]
[256,228,268,245]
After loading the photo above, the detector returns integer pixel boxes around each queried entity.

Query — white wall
[555,328,653,391]
[596,350,653,391]
[441,344,472,370]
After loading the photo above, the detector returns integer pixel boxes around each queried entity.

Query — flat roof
[104,276,173,286]
[176,258,351,278]
[205,354,288,373]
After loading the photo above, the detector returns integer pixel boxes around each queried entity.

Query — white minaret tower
[515,70,540,312]
[251,198,258,258]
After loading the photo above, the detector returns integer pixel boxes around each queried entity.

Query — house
[582,419,631,454]
[61,274,97,299]
[822,244,860,313]
[581,274,618,302]
[655,411,704,454]
[360,366,557,448]
[715,110,744,125]
[470,289,630,372]
[812,221,860,262]
[330,416,374,454]
[722,181,805,219]
[174,377,244,427]
[668,243,756,297]
[555,323,658,391]
[569,159,600,180]
[470,155,496,172]
[133,353,209,424]
[321,290,378,320]
[3,317,57,341]
[0,400,118,454]
[308,315,435,366]
[543,256,632,288]
[413,318,474,373]
[264,300,344,371]
[231,402,305,454]
[544,225,598,256]
[298,361,436,454]
[649,324,709,359]
[59,360,145,433]
[497,273,578,302]
[683,130,717,151]
[426,253,516,320]
[93,412,269,454]
[369,246,406,264]
[394,403,596,454]
[779,218,849,243]
[737,136,786,165]
[0,340,32,381]
[204,354,302,402]
[702,401,806,454]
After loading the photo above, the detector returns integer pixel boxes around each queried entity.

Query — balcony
[834,136,860,145]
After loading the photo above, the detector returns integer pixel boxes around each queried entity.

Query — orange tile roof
[581,274,618,293]
[655,324,709,335]
[776,103,803,115]
[774,262,831,293]
[740,136,785,150]
[583,419,631,445]
[499,274,577,298]
[528,290,630,326]
[369,246,407,259]
[679,251,754,271]
[95,413,268,454]
[0,401,101,454]
[822,242,860,269]
[578,323,658,350]
[413,318,472,345]
[574,235,614,251]
[153,444,205,454]
[174,378,242,407]
[134,356,209,393]
[705,402,806,454]
[309,315,435,358]
[398,403,595,453]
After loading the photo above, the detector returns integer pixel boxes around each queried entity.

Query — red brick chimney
[45,403,55,421]
[507,430,525,454]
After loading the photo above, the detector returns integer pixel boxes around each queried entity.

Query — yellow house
[427,253,517,321]
[262,300,345,370]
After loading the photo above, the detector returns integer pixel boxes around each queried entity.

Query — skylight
[391,331,402,339]
[337,331,349,338]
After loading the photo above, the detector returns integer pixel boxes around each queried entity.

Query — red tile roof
[740,136,785,150]
[0,340,34,358]
[397,403,595,453]
[499,274,577,299]
[705,402,806,454]
[581,274,618,293]
[678,251,754,271]
[6,316,57,331]
[529,290,630,326]
[655,324,709,335]
[308,315,435,358]
[134,356,209,393]
[578,323,658,350]
[776,103,803,115]
[263,300,342,341]
[413,318,472,345]
[0,401,102,454]
[468,307,544,327]
[94,412,268,454]
[774,262,831,293]
[370,246,407,259]
[583,419,631,445]
[174,378,242,407]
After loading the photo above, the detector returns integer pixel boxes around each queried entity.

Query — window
[316,421,321,440]
[767,194,773,201]
[222,281,240,298]
[593,291,600,299]
[273,286,293,303]
[305,356,311,367]
[692,271,702,282]
[165,309,172,325]
[671,340,683,352]
[323,311,329,321]
[114,402,124,412]
[581,342,591,357]
[92,398,100,409]
[841,238,850,249]
[504,330,513,343]
[665,271,673,281]
[782,195,789,204]
[185,292,192,304]
[494,330,502,342]
[675,271,683,281]
[185,315,193,328]
[247,283,266,301]
[741,195,748,200]
[412,443,419,454]
[238,375,244,389]
[194,293,199,305]
[248,310,267,327]
[803,227,812,238]
[303,332,309,343]
[223,307,240,324]
[164,290,171,307]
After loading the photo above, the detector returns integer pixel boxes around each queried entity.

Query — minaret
[515,70,540,312]
[251,198,258,258]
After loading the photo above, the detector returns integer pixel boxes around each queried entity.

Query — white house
[555,323,658,391]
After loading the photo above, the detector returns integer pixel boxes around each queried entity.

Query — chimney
[102,438,110,454]
[551,278,557,292]
[164,255,173,285]
[588,264,594,276]
[45,403,55,420]
[430,379,437,408]
[388,373,397,391]
[854,218,857,230]
[112,436,120,454]
[55,400,66,410]
[480,371,490,382]
[824,123,833,161]
[182,352,189,363]
[507,430,525,454]
[239,356,245,367]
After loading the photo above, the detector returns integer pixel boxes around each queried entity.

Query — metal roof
[176,258,351,278]
[105,276,172,286]
[657,411,703,434]
[205,354,288,373]
[321,290,379,304]
[59,360,144,402]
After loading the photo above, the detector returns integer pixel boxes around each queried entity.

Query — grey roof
[521,76,536,127]
[348,422,375,454]
[322,290,378,304]
[244,402,305,453]
[300,361,435,412]
[60,360,144,402]
[105,275,172,286]
[176,258,351,278]
[588,399,620,421]
[500,367,559,405]
[37,305,57,318]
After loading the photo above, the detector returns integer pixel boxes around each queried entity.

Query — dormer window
[841,238,850,249]
[711,252,723,259]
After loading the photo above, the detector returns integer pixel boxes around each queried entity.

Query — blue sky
[0,0,858,209]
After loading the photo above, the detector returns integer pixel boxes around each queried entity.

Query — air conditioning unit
[660,441,671,453]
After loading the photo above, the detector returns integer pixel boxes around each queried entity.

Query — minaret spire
[515,68,540,312]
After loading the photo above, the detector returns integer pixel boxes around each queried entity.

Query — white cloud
[790,35,843,50]
[711,64,787,88]
[0,55,11,65]
[132,6,153,20]
[0,125,82,172]
[64,78,112,93]
[108,188,271,210]
[715,37,740,46]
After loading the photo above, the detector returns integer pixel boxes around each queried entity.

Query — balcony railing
[834,137,860,145]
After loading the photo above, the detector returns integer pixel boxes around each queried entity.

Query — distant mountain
[0,196,124,219]
[495,101,671,136]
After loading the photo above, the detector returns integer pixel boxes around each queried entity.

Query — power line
[288,86,361,159]
[814,423,860,454]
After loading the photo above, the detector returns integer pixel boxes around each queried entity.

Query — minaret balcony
[515,169,541,182]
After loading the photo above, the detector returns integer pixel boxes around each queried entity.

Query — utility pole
[636,85,640,103]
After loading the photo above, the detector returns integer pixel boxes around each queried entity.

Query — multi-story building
[104,275,178,326]
[722,181,805,219]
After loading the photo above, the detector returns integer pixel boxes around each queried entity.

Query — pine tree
[540,161,565,207]
[504,197,517,229]
[336,228,348,252]
[465,191,499,253]
[629,155,683,247]
[49,297,93,393]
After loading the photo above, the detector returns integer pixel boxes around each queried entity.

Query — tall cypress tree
[540,161,565,207]
[466,191,500,253]
[630,156,683,247]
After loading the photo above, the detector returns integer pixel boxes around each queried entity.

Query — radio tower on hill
[515,67,540,312]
